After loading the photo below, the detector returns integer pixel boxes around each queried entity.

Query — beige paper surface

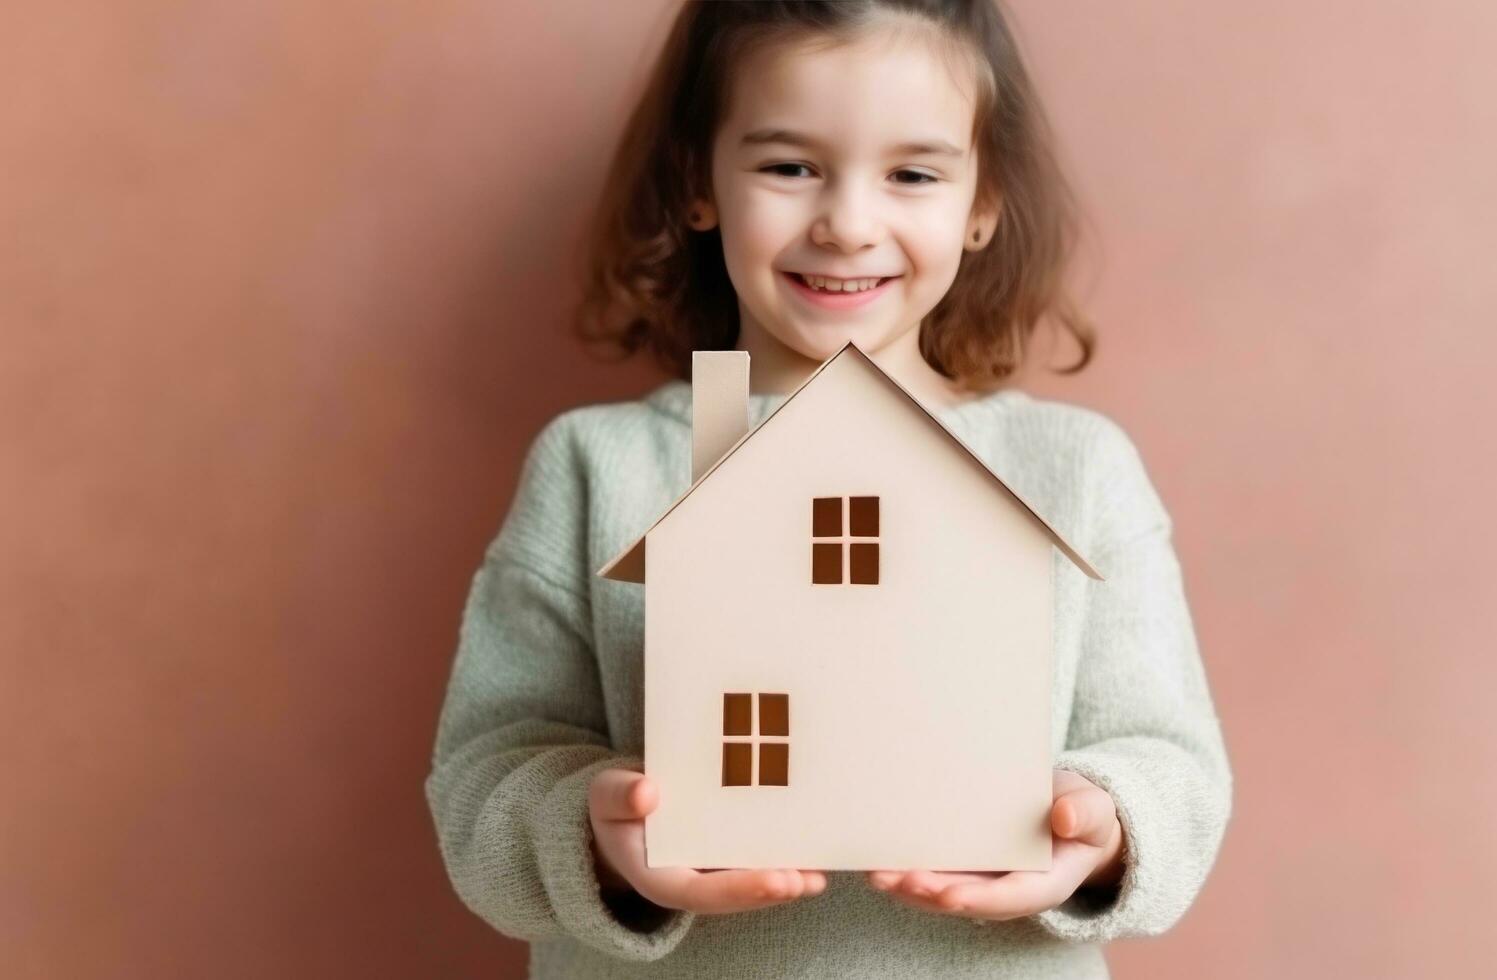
[629,348,1068,870]
[691,350,750,483]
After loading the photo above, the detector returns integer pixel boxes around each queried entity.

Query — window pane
[812,497,842,537]
[723,742,752,786]
[759,743,789,786]
[849,496,879,536]
[723,693,752,735]
[759,693,789,736]
[812,542,842,584]
[849,542,879,585]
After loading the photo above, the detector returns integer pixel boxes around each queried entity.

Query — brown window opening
[721,691,791,787]
[811,495,879,585]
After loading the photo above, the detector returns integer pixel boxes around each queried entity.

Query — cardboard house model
[598,342,1103,872]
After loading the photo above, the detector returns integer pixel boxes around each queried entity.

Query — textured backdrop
[4,1,1492,976]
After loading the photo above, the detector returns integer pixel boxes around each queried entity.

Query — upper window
[811,495,879,585]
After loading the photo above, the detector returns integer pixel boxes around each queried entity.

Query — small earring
[972,230,980,243]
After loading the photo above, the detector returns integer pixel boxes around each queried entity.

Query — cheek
[724,194,798,263]
[905,224,971,300]
[903,207,967,269]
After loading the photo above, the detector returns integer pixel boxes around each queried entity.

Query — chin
[787,323,892,361]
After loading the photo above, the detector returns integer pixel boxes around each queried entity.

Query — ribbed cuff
[1033,752,1147,943]
[530,755,696,962]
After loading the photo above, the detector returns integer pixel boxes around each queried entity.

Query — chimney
[691,350,750,482]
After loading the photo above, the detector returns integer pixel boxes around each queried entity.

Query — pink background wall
[4,1,1492,976]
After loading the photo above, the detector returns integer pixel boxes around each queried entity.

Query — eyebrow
[739,128,965,158]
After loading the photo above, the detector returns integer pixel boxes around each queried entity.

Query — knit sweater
[424,378,1232,979]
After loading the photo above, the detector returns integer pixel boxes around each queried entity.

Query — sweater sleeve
[423,416,695,961]
[1033,417,1233,943]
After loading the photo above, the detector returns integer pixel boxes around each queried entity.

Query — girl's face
[700,21,994,371]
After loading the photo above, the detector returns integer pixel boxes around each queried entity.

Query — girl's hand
[588,768,828,914]
[865,769,1125,921]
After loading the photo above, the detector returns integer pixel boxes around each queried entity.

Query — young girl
[426,1,1231,977]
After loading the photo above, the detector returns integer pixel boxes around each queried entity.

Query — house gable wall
[644,353,1054,870]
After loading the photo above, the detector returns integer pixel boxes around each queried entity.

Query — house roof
[597,341,1103,583]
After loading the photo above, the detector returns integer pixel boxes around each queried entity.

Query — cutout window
[811,495,879,585]
[721,692,791,787]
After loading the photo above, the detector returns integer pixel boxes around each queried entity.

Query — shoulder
[492,384,684,569]
[531,381,685,458]
[981,390,1146,483]
[1026,395,1158,497]
[972,391,1169,556]
[518,383,683,480]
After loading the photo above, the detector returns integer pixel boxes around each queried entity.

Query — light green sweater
[425,378,1231,979]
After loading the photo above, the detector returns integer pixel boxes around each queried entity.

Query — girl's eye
[891,170,938,185]
[762,163,815,179]
[759,164,939,185]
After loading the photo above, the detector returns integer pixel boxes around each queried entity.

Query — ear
[965,190,1003,251]
[686,198,719,232]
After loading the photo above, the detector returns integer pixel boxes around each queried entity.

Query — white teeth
[801,274,882,293]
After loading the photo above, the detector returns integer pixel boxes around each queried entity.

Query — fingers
[650,867,827,914]
[867,773,1123,921]
[635,865,827,915]
[869,870,995,912]
[949,840,1101,917]
[1050,785,1117,847]
[588,769,828,915]
[868,869,993,898]
[588,768,658,821]
[869,848,1096,920]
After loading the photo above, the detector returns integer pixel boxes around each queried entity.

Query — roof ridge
[643,347,1028,426]
[605,343,1093,583]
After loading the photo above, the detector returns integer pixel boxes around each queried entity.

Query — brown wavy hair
[570,0,1095,391]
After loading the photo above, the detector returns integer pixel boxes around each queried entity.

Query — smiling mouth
[784,272,900,293]
[779,270,900,311]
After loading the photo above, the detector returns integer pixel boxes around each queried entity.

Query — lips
[780,270,899,310]
[785,272,899,287]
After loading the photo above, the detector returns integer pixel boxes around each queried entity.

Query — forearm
[426,532,696,960]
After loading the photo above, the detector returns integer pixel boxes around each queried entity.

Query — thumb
[589,768,658,821]
[1051,787,1117,846]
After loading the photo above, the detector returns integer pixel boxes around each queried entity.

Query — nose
[810,178,882,254]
